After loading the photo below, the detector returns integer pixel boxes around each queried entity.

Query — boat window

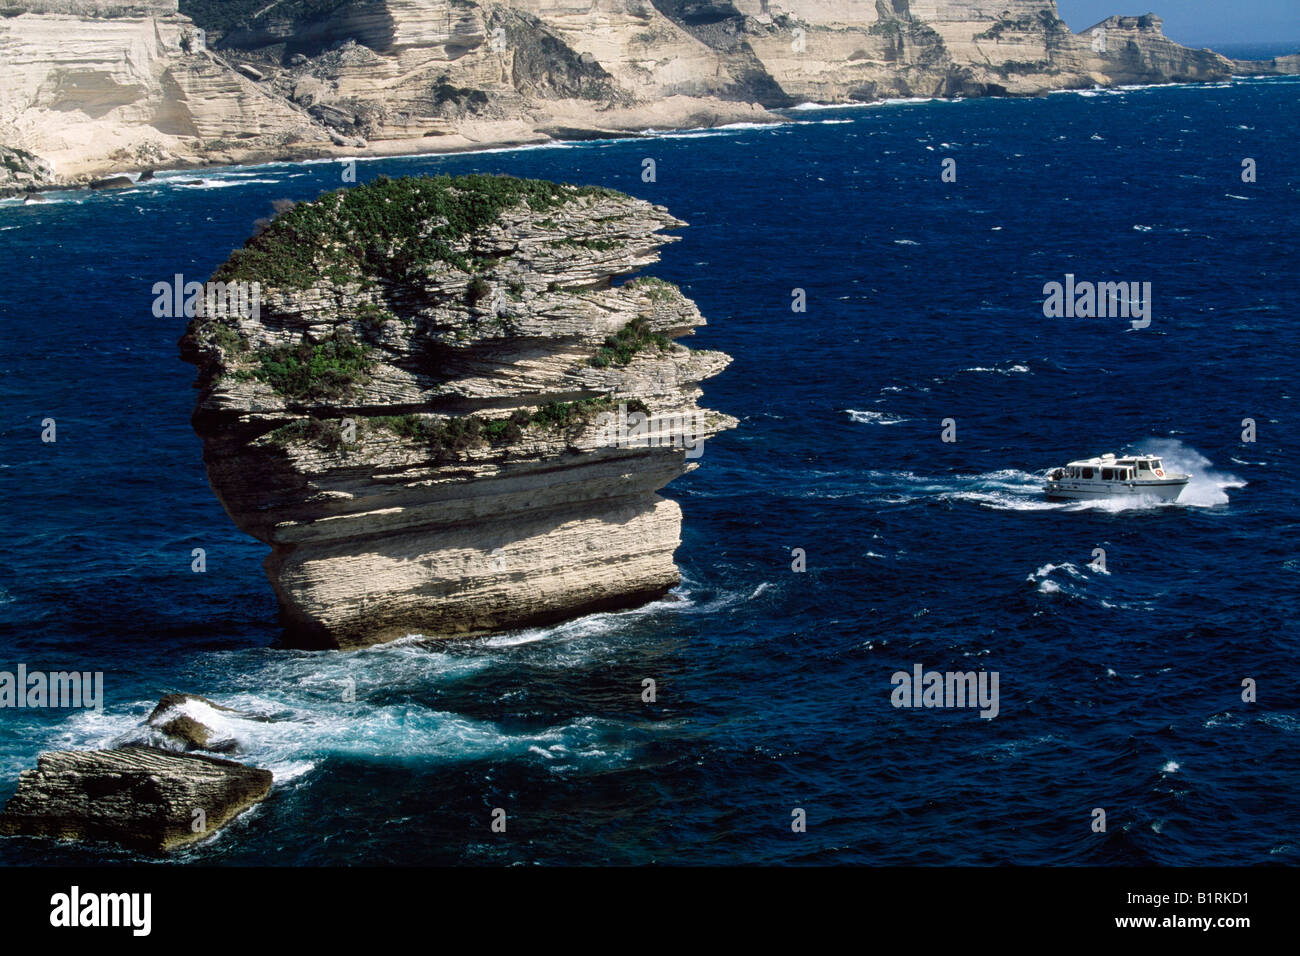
[1137,461,1150,472]
[1152,459,1162,471]
[1082,467,1093,479]
[1102,468,1113,480]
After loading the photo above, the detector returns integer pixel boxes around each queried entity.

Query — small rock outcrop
[146,693,244,753]
[0,145,56,197]
[181,174,734,649]
[0,745,272,851]
[88,174,136,190]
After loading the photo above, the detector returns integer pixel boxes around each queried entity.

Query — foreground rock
[181,174,735,648]
[0,745,272,851]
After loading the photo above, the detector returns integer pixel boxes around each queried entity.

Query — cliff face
[207,0,783,148]
[1,0,1293,188]
[0,0,336,182]
[686,2,1241,101]
[1041,13,1236,86]
[180,174,734,649]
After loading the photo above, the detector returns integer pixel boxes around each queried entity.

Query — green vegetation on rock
[355,302,397,337]
[530,397,618,429]
[279,398,650,457]
[214,174,625,290]
[365,412,525,460]
[266,416,352,451]
[239,330,373,401]
[625,276,679,302]
[466,276,493,304]
[546,237,624,251]
[590,316,671,368]
[995,60,1054,76]
[206,322,248,355]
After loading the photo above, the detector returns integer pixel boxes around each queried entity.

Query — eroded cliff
[1,0,1293,189]
[180,174,734,649]
[0,0,338,184]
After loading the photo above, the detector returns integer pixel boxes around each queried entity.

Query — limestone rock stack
[180,174,734,649]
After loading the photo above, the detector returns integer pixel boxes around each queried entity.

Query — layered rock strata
[0,745,272,851]
[180,174,734,649]
[0,0,333,187]
[1,1,1294,189]
[727,4,1244,101]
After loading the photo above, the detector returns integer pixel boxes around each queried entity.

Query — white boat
[1044,452,1189,501]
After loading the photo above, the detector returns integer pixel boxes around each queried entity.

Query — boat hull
[1043,479,1188,501]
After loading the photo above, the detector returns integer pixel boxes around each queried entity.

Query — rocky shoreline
[1,1,1295,195]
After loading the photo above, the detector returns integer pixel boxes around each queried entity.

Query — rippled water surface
[0,76,1296,864]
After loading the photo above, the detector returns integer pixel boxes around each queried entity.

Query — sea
[0,70,1296,865]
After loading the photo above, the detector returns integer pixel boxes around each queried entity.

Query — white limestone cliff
[1,1,1291,190]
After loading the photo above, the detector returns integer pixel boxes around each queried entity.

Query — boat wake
[1140,439,1243,507]
[808,440,1239,512]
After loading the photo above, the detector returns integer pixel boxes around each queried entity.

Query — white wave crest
[960,364,1029,375]
[171,177,284,189]
[845,409,908,425]
[1141,439,1243,508]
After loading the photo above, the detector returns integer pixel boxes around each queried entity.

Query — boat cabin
[1059,453,1166,482]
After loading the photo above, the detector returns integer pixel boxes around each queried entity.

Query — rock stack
[180,174,734,648]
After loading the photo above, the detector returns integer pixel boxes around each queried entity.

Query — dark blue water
[1,76,1297,865]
